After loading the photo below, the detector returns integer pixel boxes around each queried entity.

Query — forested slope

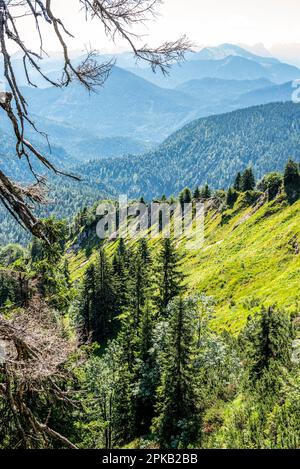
[67,185,300,334]
[74,102,300,199]
[1,164,300,449]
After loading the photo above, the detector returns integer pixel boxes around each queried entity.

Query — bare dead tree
[0,301,79,448]
[0,0,192,240]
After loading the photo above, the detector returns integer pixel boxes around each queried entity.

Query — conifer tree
[156,238,184,316]
[226,187,238,207]
[241,168,255,192]
[201,184,211,199]
[284,159,300,203]
[179,188,192,207]
[79,264,96,342]
[242,306,294,394]
[113,239,131,311]
[131,239,152,327]
[233,172,242,191]
[63,259,71,288]
[152,297,199,448]
[134,302,158,435]
[92,248,118,344]
[139,238,152,265]
[193,187,201,200]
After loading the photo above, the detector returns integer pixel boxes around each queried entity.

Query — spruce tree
[284,159,300,203]
[233,172,242,191]
[179,188,192,207]
[241,168,255,192]
[152,297,198,448]
[156,238,184,316]
[226,187,238,207]
[79,264,96,343]
[131,239,152,326]
[193,187,201,200]
[92,248,117,344]
[63,259,71,287]
[139,238,152,265]
[242,306,294,394]
[134,302,158,435]
[113,239,131,311]
[201,184,211,199]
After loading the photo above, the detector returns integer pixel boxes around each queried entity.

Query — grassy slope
[184,195,300,333]
[67,193,300,334]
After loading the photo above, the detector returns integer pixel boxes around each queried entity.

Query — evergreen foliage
[156,238,184,316]
[152,297,199,448]
[284,159,300,203]
[241,168,255,192]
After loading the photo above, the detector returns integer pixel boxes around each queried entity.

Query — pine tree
[79,264,96,343]
[63,259,71,287]
[156,238,184,316]
[284,159,300,203]
[131,239,152,326]
[241,168,255,192]
[242,306,294,394]
[113,239,131,311]
[179,187,192,207]
[201,184,211,199]
[226,187,238,207]
[92,248,118,344]
[193,186,201,200]
[152,297,199,448]
[139,238,152,265]
[233,172,242,191]
[134,302,158,435]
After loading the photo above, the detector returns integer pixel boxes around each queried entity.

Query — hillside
[67,185,300,336]
[2,101,300,246]
[20,66,200,143]
[175,77,272,101]
[19,73,294,163]
[72,102,300,199]
[2,164,300,450]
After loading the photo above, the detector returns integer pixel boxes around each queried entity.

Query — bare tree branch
[0,0,192,238]
[0,298,78,448]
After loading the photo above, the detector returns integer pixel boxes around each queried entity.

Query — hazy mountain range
[0,44,299,184]
[126,44,300,88]
[1,43,296,168]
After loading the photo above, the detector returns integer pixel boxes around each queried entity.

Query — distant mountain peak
[192,43,279,65]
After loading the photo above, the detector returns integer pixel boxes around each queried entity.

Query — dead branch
[0,0,191,238]
[0,299,78,448]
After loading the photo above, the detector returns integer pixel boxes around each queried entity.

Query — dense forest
[2,101,300,246]
[62,102,300,199]
[1,161,300,449]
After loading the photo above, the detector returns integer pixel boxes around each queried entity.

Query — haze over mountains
[1,43,300,243]
[2,43,296,167]
[126,43,300,87]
